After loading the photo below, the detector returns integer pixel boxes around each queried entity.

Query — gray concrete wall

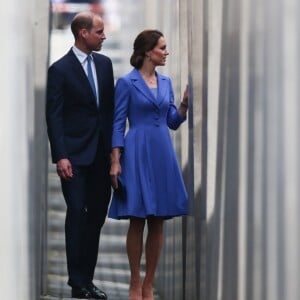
[149,0,300,299]
[0,0,49,298]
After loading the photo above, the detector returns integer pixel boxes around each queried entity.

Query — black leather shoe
[86,283,107,299]
[71,287,93,299]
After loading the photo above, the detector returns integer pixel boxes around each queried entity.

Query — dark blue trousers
[61,141,111,288]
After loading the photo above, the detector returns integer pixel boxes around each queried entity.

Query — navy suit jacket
[46,49,114,165]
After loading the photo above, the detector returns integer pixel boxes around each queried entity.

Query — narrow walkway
[41,161,161,300]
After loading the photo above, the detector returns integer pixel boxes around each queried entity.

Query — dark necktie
[86,55,98,105]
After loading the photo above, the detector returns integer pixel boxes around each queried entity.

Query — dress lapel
[156,73,168,107]
[131,68,168,108]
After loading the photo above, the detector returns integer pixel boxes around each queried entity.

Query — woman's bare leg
[142,217,164,300]
[127,217,146,300]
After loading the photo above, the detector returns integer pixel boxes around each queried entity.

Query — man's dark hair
[71,12,95,39]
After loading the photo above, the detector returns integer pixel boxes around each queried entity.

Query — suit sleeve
[46,64,68,163]
[101,57,115,154]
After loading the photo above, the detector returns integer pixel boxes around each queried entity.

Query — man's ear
[80,28,88,39]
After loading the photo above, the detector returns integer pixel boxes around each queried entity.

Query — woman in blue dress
[109,29,189,300]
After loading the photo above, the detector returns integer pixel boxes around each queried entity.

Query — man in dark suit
[46,11,114,299]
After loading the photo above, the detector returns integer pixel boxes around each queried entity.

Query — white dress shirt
[72,46,99,106]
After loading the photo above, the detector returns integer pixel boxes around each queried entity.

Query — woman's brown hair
[130,30,163,69]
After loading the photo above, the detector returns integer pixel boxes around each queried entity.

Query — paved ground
[42,163,161,300]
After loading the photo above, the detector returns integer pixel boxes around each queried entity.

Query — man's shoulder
[92,52,112,64]
[49,49,74,70]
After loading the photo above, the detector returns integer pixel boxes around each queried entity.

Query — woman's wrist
[110,149,121,164]
[110,159,120,165]
[180,101,188,108]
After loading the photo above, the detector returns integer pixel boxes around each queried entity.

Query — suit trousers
[60,137,111,288]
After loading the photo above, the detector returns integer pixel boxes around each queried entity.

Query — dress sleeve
[166,78,186,130]
[112,77,130,148]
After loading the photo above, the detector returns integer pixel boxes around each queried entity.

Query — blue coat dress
[108,68,188,219]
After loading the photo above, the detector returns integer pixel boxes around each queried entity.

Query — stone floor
[42,164,161,300]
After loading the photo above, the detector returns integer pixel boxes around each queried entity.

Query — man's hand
[56,158,73,180]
